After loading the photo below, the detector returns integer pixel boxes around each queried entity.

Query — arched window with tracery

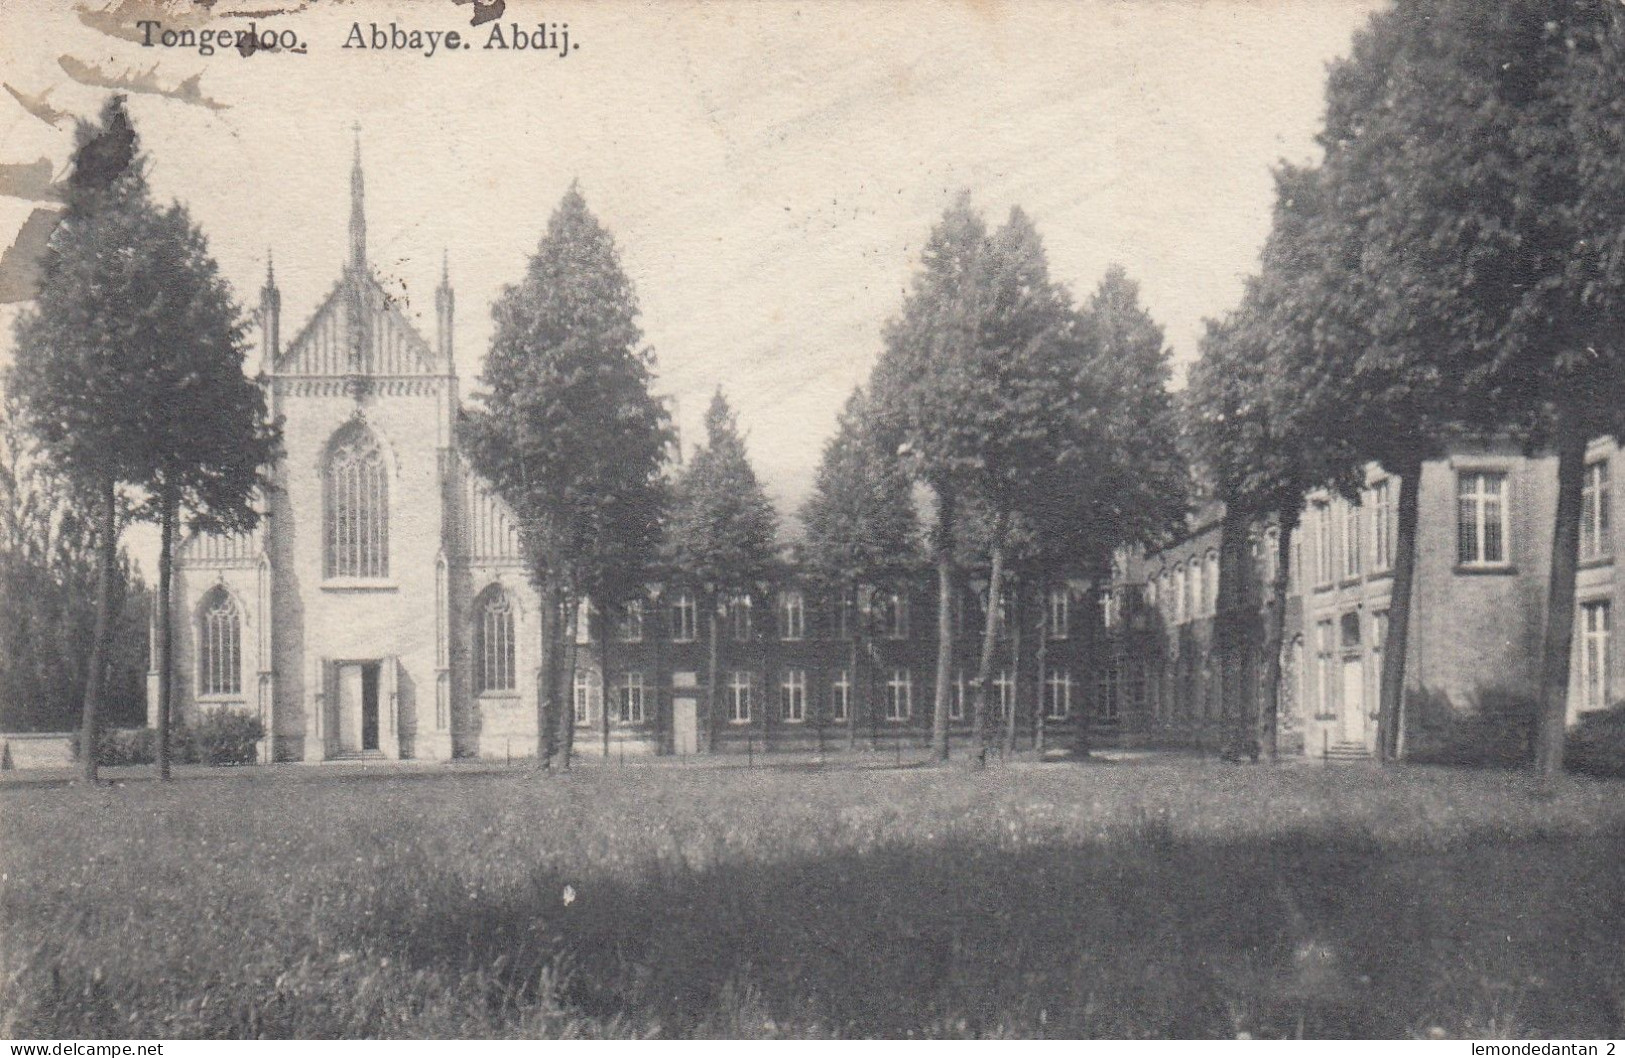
[198,588,242,697]
[475,588,516,694]
[325,423,389,578]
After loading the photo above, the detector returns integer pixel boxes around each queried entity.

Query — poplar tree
[463,184,672,769]
[666,389,778,751]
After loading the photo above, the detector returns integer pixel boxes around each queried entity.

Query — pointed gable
[275,274,439,376]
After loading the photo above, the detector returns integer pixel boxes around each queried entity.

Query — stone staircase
[1321,739,1372,762]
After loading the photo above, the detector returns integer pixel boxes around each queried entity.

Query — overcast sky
[0,0,1384,528]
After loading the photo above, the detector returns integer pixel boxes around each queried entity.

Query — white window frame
[950,670,966,721]
[671,592,697,643]
[617,670,646,723]
[1049,588,1070,638]
[197,589,242,698]
[730,595,753,642]
[1582,460,1611,561]
[1579,600,1611,713]
[727,671,752,723]
[885,668,911,721]
[1203,551,1219,617]
[616,598,644,643]
[1313,501,1332,588]
[993,669,1014,719]
[1372,479,1394,573]
[573,668,598,726]
[831,669,850,722]
[1342,500,1363,580]
[778,590,805,641]
[781,668,807,722]
[475,590,516,695]
[1457,471,1510,568]
[1044,668,1071,719]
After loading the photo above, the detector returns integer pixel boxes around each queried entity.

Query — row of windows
[1145,552,1219,625]
[568,667,1085,724]
[580,588,1077,644]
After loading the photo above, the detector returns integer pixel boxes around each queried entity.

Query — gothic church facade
[153,140,545,761]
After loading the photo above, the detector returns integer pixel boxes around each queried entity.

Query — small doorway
[361,662,380,752]
[1340,657,1366,744]
[337,660,382,754]
[673,695,698,755]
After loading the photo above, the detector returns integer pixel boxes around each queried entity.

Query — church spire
[348,122,366,274]
[435,249,455,374]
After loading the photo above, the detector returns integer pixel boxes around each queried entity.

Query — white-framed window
[1172,564,1186,624]
[836,592,855,641]
[1096,667,1121,721]
[1579,600,1611,713]
[778,590,805,641]
[1372,479,1394,573]
[475,589,516,694]
[617,671,646,723]
[831,669,850,722]
[616,598,644,643]
[878,590,909,640]
[729,595,753,642]
[1146,576,1160,612]
[671,592,697,643]
[1044,667,1071,719]
[885,668,911,720]
[1261,527,1280,588]
[993,669,1014,719]
[1316,619,1336,717]
[1285,635,1305,722]
[1313,501,1332,587]
[573,668,599,725]
[1100,588,1116,630]
[781,668,807,722]
[950,670,966,721]
[325,424,388,579]
[1457,471,1509,567]
[1203,551,1219,616]
[1582,460,1611,561]
[1342,501,1362,579]
[727,671,752,723]
[1049,587,1070,638]
[1290,531,1302,594]
[197,587,241,697]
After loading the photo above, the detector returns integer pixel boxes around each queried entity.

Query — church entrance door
[361,662,381,752]
[337,661,383,754]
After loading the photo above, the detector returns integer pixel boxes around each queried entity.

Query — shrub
[189,708,265,766]
[67,710,263,767]
[1406,687,1536,768]
[68,726,156,767]
[1564,702,1625,779]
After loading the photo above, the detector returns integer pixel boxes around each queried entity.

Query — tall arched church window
[198,588,242,697]
[475,589,516,694]
[325,424,389,578]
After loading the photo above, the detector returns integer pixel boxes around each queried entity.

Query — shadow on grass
[340,822,1625,1038]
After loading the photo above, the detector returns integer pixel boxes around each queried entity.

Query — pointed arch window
[198,588,242,698]
[325,424,389,578]
[475,589,516,694]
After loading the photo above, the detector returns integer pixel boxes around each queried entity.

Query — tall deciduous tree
[463,184,672,769]
[666,389,778,751]
[0,399,148,733]
[9,96,163,782]
[800,386,919,748]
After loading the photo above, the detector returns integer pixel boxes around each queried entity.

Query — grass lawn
[1,756,1622,1039]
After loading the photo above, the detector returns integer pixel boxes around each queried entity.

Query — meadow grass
[1,756,1622,1039]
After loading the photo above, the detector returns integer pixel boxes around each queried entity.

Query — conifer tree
[666,389,778,751]
[463,184,672,768]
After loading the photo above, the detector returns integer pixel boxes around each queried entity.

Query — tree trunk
[537,577,557,767]
[1376,460,1422,764]
[157,488,177,781]
[970,537,1005,768]
[1257,505,1301,762]
[1215,505,1254,760]
[1075,565,1106,760]
[931,488,957,762]
[1035,596,1048,754]
[597,602,613,760]
[1004,577,1021,759]
[1535,421,1589,782]
[706,592,720,753]
[81,479,116,784]
[846,583,860,751]
[558,592,579,769]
